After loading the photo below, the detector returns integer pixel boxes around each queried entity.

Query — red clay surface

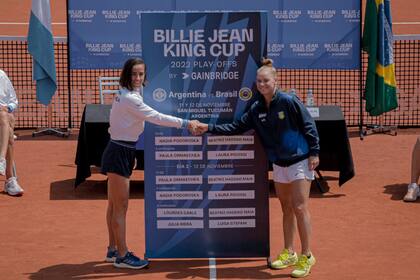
[0,129,419,280]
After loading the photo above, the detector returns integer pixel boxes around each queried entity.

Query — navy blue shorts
[101,140,136,178]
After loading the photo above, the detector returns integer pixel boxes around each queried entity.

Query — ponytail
[257,58,276,77]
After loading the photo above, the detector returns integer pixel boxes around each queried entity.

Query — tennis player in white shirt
[101,58,198,269]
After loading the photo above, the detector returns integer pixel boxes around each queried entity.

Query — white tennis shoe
[4,177,23,196]
[403,183,419,202]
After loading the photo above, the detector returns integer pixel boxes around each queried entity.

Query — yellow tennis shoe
[291,254,316,278]
[270,249,298,269]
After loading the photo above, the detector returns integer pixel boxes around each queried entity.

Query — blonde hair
[257,58,276,78]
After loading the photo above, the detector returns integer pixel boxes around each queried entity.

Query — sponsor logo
[102,9,131,23]
[341,9,360,23]
[239,87,253,101]
[152,88,167,102]
[289,43,319,57]
[69,9,96,23]
[268,43,285,56]
[324,43,352,56]
[272,10,302,23]
[278,111,285,120]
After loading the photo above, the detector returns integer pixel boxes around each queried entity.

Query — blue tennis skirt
[101,140,137,178]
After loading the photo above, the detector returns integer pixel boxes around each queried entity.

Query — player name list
[154,135,257,229]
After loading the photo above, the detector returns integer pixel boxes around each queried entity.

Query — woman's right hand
[187,120,208,135]
[308,156,319,171]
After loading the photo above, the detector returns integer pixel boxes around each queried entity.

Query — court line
[394,22,420,25]
[209,258,217,280]
[0,22,65,25]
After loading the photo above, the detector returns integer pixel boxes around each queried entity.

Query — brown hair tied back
[120,58,147,91]
[257,57,276,77]
[261,58,274,67]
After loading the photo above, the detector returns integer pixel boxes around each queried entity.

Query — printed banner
[142,11,269,258]
[68,0,175,69]
[272,0,360,69]
[68,0,360,70]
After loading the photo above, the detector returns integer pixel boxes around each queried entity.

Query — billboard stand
[142,11,270,259]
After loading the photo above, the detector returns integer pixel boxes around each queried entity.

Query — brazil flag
[362,0,398,116]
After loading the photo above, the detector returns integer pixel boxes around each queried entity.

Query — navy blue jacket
[208,90,320,167]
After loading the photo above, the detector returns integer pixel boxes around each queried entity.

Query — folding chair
[98,76,120,104]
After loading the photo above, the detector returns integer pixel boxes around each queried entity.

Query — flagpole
[361,0,398,137]
[28,41,68,137]
[66,0,72,130]
[359,0,364,140]
[28,0,69,138]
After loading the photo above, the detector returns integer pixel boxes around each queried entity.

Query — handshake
[187,120,209,136]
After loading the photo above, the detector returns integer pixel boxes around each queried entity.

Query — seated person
[0,69,23,196]
[404,136,420,202]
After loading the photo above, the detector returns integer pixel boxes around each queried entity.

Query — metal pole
[359,0,364,139]
[66,0,72,129]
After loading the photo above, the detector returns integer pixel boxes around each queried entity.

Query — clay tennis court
[1,1,420,279]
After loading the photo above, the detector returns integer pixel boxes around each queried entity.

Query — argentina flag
[27,0,57,106]
[362,0,398,116]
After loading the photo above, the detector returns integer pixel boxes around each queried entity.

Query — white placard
[157,208,204,218]
[155,151,203,160]
[156,191,203,200]
[155,136,202,145]
[209,219,256,228]
[209,207,256,217]
[157,220,204,229]
[208,190,255,200]
[207,150,254,160]
[207,135,254,145]
[307,107,320,118]
[156,175,203,185]
[208,174,255,184]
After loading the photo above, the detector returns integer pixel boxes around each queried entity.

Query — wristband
[181,119,189,129]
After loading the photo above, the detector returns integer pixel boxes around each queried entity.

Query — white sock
[409,183,418,189]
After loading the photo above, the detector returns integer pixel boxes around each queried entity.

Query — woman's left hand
[308,156,319,171]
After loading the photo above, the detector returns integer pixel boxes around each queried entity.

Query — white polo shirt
[109,88,187,142]
[0,70,18,112]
